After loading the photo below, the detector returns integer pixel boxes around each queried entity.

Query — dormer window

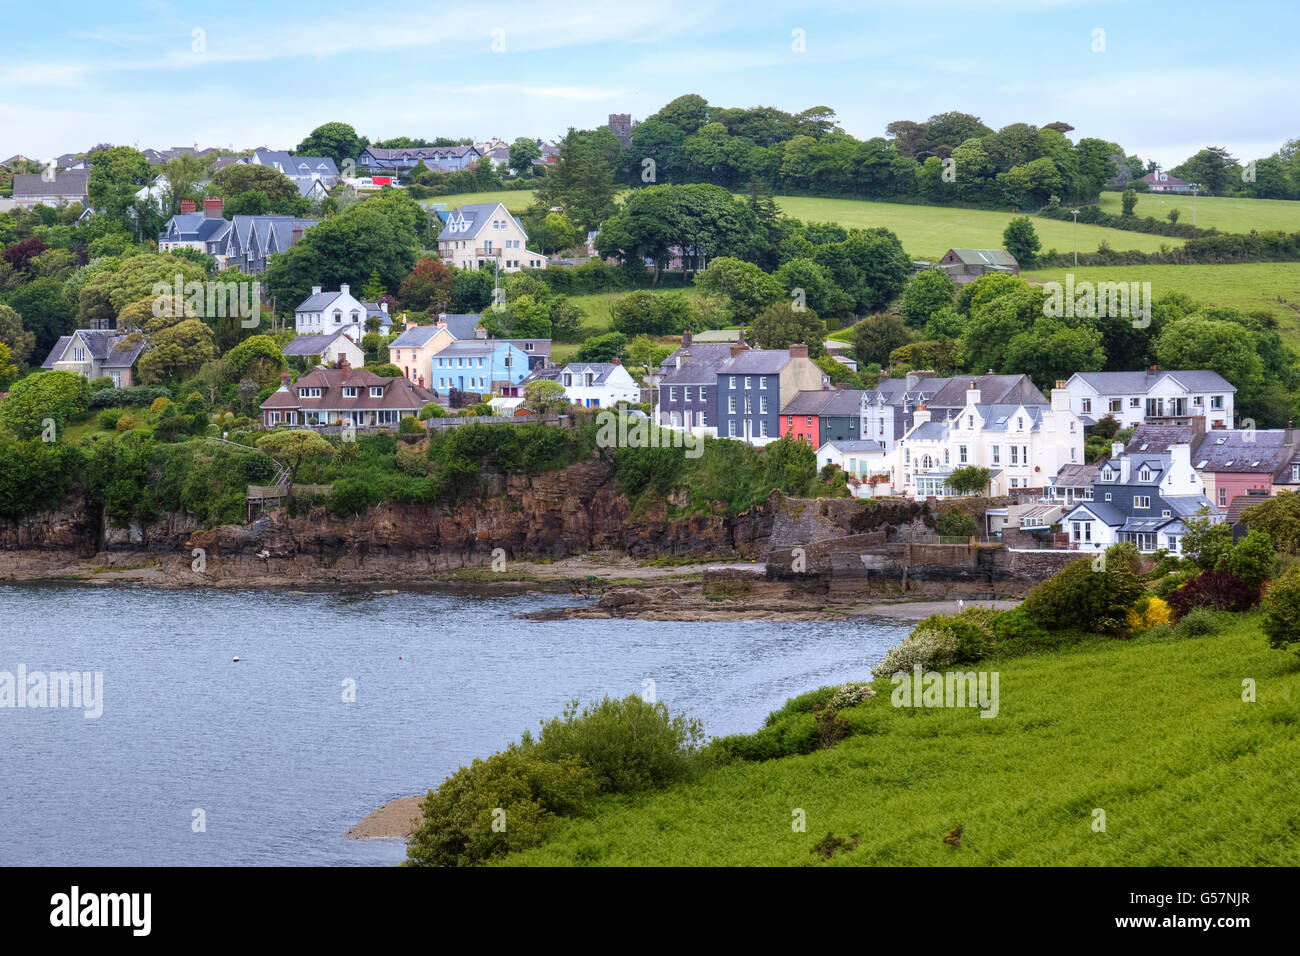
[1139,468,1151,482]
[370,386,383,397]
[342,386,357,397]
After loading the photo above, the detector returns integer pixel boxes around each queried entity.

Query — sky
[2,0,1297,170]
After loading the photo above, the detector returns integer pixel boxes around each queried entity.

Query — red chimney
[730,343,745,357]
[180,199,197,214]
[280,371,291,387]
[292,226,304,243]
[418,375,425,387]
[339,354,350,371]
[682,329,693,348]
[789,344,809,359]
[203,197,223,218]
[612,357,621,365]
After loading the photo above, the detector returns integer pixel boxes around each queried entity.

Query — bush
[1166,570,1260,618]
[328,477,382,516]
[1021,552,1145,635]
[1126,595,1171,632]
[871,626,959,678]
[404,750,595,867]
[1152,566,1198,599]
[519,695,705,795]
[115,414,136,432]
[1174,608,1226,639]
[149,396,171,415]
[419,402,446,420]
[398,416,424,434]
[1223,529,1275,590]
[1261,564,1300,656]
[934,510,977,537]
[990,605,1062,654]
[89,385,172,410]
[98,409,123,430]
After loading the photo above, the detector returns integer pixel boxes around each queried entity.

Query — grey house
[658,361,717,433]
[42,330,146,386]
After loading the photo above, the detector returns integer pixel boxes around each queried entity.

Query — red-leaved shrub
[1167,570,1260,619]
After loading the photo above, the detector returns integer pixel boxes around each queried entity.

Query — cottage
[357,145,482,174]
[41,330,146,387]
[259,360,436,428]
[280,330,366,370]
[293,285,389,342]
[1140,169,1192,193]
[11,170,89,210]
[560,361,640,409]
[936,249,1019,284]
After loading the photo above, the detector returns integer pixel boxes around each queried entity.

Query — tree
[254,429,335,509]
[1223,529,1275,590]
[398,257,454,313]
[137,319,217,383]
[773,258,851,317]
[212,164,302,213]
[851,313,915,367]
[898,268,956,328]
[946,465,991,497]
[1180,510,1233,570]
[1261,564,1300,657]
[361,267,387,301]
[1153,316,1264,396]
[536,128,620,231]
[7,277,74,355]
[694,257,782,322]
[0,370,91,439]
[1167,208,1180,223]
[523,379,567,413]
[1171,146,1237,195]
[87,146,150,227]
[1002,216,1041,267]
[575,331,627,363]
[1121,188,1137,216]
[0,304,36,366]
[1241,492,1300,554]
[224,334,285,385]
[508,137,541,175]
[0,342,18,391]
[295,122,365,167]
[610,291,692,337]
[749,300,826,357]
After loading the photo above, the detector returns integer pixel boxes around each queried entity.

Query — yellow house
[436,202,547,272]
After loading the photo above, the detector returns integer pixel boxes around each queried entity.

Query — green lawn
[566,288,702,333]
[496,616,1300,866]
[1022,263,1300,344]
[420,190,537,213]
[1098,191,1300,233]
[427,191,1178,260]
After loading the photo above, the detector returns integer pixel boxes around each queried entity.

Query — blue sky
[2,0,1297,169]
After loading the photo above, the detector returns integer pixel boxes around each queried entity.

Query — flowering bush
[827,682,876,710]
[1126,595,1171,632]
[871,626,958,678]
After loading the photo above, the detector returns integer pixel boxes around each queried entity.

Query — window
[698,387,707,402]
[759,378,767,390]
[1193,395,1203,406]
[1133,496,1151,509]
[759,420,768,438]
[729,376,736,390]
[759,396,768,414]
[992,446,1000,464]
[959,445,968,464]
[1162,510,1171,518]
[728,421,736,437]
[806,416,813,427]
[1129,397,1140,408]
[1071,448,1077,461]
[669,387,677,402]
[744,377,752,390]
[342,386,357,397]
[1104,492,1112,501]
[728,396,736,414]
[1211,395,1224,410]
[1218,488,1227,507]
[788,416,794,427]
[1109,398,1122,413]
[370,386,383,397]
[1069,421,1075,433]
[1010,478,1018,488]
[1017,416,1024,431]
[73,347,85,362]
[967,415,974,429]
[1139,468,1151,482]
[1293,465,1299,482]
[943,449,950,465]
[1010,446,1019,465]
[1081,398,1091,413]
[683,387,692,402]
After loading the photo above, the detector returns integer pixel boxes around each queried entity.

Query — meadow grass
[1021,262,1300,344]
[427,190,1179,259]
[1098,192,1300,233]
[496,615,1300,866]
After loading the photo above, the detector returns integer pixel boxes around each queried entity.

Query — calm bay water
[0,583,907,866]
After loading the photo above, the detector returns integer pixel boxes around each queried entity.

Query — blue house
[429,340,529,395]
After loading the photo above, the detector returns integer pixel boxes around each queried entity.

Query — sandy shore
[345,796,425,840]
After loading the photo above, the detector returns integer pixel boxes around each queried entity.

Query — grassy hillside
[420,190,537,213]
[1098,192,1300,233]
[1021,263,1300,343]
[426,190,1178,259]
[496,615,1300,866]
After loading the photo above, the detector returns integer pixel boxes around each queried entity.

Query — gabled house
[293,285,389,342]
[436,202,546,272]
[1061,440,1219,554]
[428,340,529,395]
[357,145,482,174]
[560,361,640,408]
[1066,368,1235,429]
[891,380,1083,498]
[247,150,339,189]
[280,330,366,370]
[389,313,548,389]
[1140,169,1192,193]
[816,439,889,492]
[259,360,437,428]
[41,330,146,387]
[157,198,316,273]
[12,170,89,210]
[779,389,867,447]
[657,356,720,436]
[936,249,1019,284]
[1192,427,1300,509]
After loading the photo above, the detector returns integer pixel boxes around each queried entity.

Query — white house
[436,202,547,272]
[1061,440,1220,554]
[293,285,390,342]
[1065,369,1235,430]
[891,380,1083,498]
[817,439,890,497]
[560,361,640,408]
[280,329,366,369]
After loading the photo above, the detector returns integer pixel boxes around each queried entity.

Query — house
[657,356,719,436]
[41,330,146,387]
[473,139,512,167]
[714,345,829,445]
[436,202,547,272]
[560,361,640,408]
[259,360,436,427]
[501,365,563,400]
[356,145,482,174]
[1065,369,1235,429]
[1141,169,1192,193]
[1192,427,1300,509]
[654,329,747,387]
[280,330,366,370]
[294,285,389,342]
[246,150,339,189]
[389,314,548,388]
[985,502,1067,540]
[428,340,529,395]
[779,389,866,446]
[11,170,89,210]
[1047,461,1102,507]
[157,198,316,273]
[1061,440,1219,554]
[816,439,889,492]
[936,249,1019,284]
[891,380,1083,498]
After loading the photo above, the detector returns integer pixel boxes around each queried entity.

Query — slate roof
[261,367,435,412]
[659,363,717,386]
[281,330,356,356]
[252,150,338,180]
[780,390,837,416]
[926,374,1045,411]
[1054,462,1102,487]
[388,326,441,348]
[562,363,625,386]
[1065,500,1126,527]
[437,203,511,242]
[42,330,145,369]
[659,343,740,371]
[1126,423,1200,453]
[944,248,1018,268]
[1193,430,1294,473]
[13,170,89,199]
[821,439,886,454]
[1070,370,1235,395]
[716,350,796,375]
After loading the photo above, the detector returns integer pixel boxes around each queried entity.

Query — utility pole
[1190,183,1201,226]
[1070,209,1080,267]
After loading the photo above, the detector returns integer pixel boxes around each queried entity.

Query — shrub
[826,682,876,710]
[1126,595,1171,632]
[395,442,428,476]
[115,414,136,432]
[419,402,446,420]
[519,695,705,795]
[1152,566,1198,599]
[1021,553,1145,634]
[398,416,424,434]
[990,606,1060,654]
[1166,570,1260,618]
[98,409,123,430]
[328,477,382,516]
[1174,608,1226,639]
[934,510,976,537]
[404,751,595,867]
[871,626,959,678]
[1223,529,1275,590]
[149,396,171,415]
[1262,565,1300,656]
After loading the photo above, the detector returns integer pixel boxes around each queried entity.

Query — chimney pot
[311,285,321,296]
[340,284,349,296]
[280,371,291,387]
[180,199,196,214]
[682,329,693,348]
[203,196,223,218]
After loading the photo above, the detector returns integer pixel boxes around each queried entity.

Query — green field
[429,190,1180,259]
[1022,262,1300,343]
[1098,191,1300,233]
[496,615,1300,866]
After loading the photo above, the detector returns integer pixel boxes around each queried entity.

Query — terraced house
[436,202,547,272]
[715,345,828,446]
[158,198,316,273]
